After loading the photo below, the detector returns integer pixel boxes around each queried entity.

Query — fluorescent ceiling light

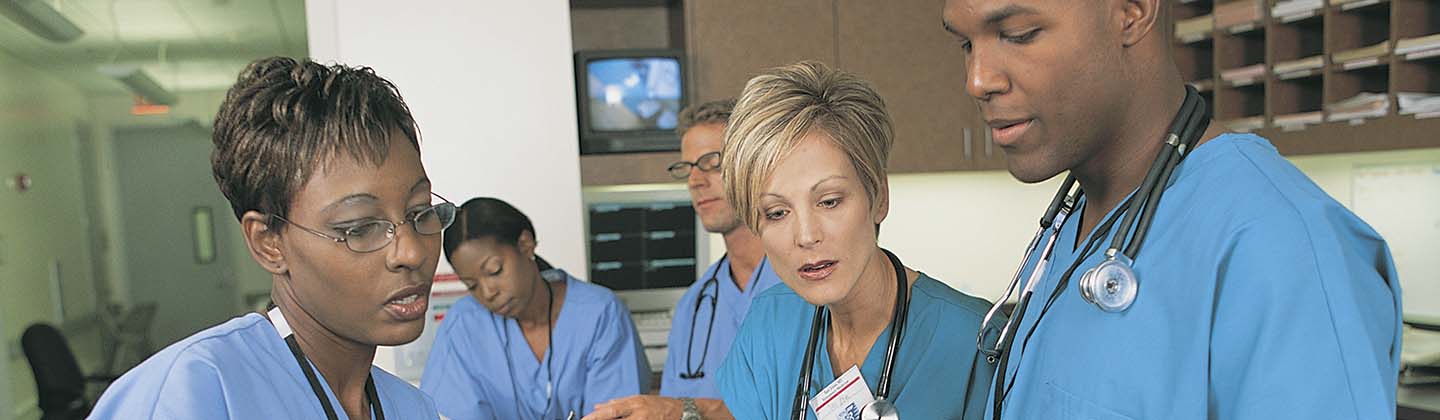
[0,0,84,42]
[98,65,178,106]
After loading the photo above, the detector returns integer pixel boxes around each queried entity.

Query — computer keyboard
[632,309,675,332]
[631,310,674,373]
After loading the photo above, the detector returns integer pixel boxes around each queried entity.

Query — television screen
[585,57,682,132]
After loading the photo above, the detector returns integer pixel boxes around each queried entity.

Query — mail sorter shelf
[1393,0,1440,67]
[1167,0,1440,153]
[1273,74,1326,117]
[1177,0,1215,20]
[1216,17,1267,127]
[1393,0,1440,40]
[1177,37,1216,82]
[1261,113,1440,155]
[1393,58,1440,119]
[1173,0,1215,44]
[1217,80,1267,126]
[1272,2,1324,26]
[1328,0,1392,54]
[1272,13,1326,63]
[1217,25,1267,71]
[1328,60,1391,107]
[1395,56,1440,93]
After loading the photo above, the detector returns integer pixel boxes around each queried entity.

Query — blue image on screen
[586,57,682,132]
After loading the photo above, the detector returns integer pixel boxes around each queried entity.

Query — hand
[582,395,683,420]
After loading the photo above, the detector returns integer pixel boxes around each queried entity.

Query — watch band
[680,397,702,420]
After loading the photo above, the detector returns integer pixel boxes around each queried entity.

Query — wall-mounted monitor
[574,49,686,154]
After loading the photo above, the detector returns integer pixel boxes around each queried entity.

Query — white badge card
[808,365,875,420]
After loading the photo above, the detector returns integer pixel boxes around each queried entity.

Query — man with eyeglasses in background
[586,99,782,420]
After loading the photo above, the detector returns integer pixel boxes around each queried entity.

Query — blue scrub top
[992,134,1402,419]
[89,312,438,419]
[660,256,782,399]
[718,273,995,420]
[420,272,650,419]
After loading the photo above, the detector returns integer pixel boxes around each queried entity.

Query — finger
[582,404,629,420]
[580,409,608,420]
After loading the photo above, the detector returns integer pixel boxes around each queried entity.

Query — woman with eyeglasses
[90,57,450,419]
[420,197,650,420]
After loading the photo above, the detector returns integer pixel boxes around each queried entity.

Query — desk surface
[1399,384,1440,420]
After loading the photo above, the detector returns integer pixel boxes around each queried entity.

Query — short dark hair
[676,98,736,137]
[210,56,420,228]
[443,197,537,262]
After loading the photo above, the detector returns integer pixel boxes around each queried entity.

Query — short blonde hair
[722,61,894,233]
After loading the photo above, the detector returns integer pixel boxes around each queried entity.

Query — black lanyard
[275,314,386,420]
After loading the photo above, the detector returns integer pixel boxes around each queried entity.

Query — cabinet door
[835,0,994,172]
[686,0,838,102]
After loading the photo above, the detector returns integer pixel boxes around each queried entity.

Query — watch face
[681,399,701,420]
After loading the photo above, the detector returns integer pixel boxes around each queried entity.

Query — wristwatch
[679,398,703,420]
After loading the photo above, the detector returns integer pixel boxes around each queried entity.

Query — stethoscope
[498,266,572,420]
[680,254,724,380]
[976,85,1210,420]
[267,306,386,420]
[679,254,771,380]
[791,249,910,420]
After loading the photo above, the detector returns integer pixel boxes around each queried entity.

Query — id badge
[808,365,874,420]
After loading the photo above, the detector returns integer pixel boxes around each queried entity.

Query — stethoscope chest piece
[1078,253,1139,313]
[861,398,899,420]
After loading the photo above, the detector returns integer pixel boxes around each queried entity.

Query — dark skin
[942,0,1227,241]
[242,132,441,420]
[449,232,567,363]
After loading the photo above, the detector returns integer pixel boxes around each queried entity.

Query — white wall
[0,312,9,420]
[1290,147,1440,318]
[879,172,1064,299]
[89,90,275,312]
[0,48,112,420]
[305,0,587,275]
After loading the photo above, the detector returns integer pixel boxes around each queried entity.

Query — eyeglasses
[271,193,458,253]
[667,151,722,179]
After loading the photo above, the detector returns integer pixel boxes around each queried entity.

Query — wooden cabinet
[580,152,680,186]
[686,0,991,175]
[835,0,993,173]
[685,0,837,102]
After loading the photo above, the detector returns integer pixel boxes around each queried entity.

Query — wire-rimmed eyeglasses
[271,193,457,253]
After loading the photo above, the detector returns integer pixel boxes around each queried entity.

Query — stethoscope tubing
[681,254,725,380]
[982,85,1210,420]
[792,249,910,420]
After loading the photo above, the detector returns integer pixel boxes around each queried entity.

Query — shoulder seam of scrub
[911,277,989,321]
[1224,139,1311,228]
[141,317,259,414]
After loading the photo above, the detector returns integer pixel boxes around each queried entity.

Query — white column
[306,0,587,380]
[305,0,586,275]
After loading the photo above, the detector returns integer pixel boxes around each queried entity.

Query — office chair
[98,302,157,374]
[21,323,117,420]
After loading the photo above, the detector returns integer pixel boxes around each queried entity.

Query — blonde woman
[715,61,995,420]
